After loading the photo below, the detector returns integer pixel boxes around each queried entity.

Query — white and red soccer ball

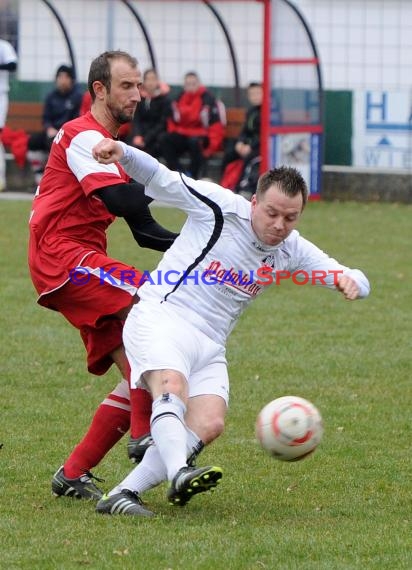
[256,396,323,461]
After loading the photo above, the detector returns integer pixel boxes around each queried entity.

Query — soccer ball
[255,396,323,461]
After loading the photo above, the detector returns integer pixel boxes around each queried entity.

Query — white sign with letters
[353,91,412,170]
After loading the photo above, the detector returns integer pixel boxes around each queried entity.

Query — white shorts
[123,300,229,405]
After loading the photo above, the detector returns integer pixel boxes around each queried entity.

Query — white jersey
[0,39,17,94]
[119,144,370,345]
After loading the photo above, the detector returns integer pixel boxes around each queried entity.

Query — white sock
[150,393,187,480]
[186,427,204,465]
[109,428,204,496]
[109,444,166,496]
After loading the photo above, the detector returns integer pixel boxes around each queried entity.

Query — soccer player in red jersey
[28,51,177,499]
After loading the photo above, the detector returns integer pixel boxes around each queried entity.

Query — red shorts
[41,252,144,375]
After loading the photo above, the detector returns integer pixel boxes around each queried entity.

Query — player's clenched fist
[336,274,360,300]
[92,138,124,164]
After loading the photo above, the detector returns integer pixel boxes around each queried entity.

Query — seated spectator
[220,82,263,198]
[27,64,82,184]
[160,71,225,178]
[128,68,171,158]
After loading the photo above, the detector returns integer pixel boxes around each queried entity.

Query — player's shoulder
[282,229,303,253]
[283,229,323,258]
[190,177,251,218]
[284,229,315,249]
[62,112,99,133]
[0,38,12,50]
[60,114,109,147]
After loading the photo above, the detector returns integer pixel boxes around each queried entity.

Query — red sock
[63,404,130,479]
[130,388,152,438]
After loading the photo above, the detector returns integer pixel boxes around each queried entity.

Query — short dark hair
[256,166,308,208]
[88,50,138,101]
[56,64,75,80]
[248,81,262,89]
[184,71,199,80]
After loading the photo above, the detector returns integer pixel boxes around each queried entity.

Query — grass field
[1,198,411,569]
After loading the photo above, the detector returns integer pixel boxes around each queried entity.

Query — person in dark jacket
[159,71,225,178]
[128,68,171,158]
[220,82,262,197]
[27,64,83,184]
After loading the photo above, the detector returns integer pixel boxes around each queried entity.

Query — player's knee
[160,374,186,398]
[201,416,225,445]
[146,369,187,401]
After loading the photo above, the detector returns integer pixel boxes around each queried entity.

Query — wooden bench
[224,106,246,140]
[202,106,246,179]
[6,103,246,139]
[3,102,43,190]
[6,101,43,133]
[3,103,246,188]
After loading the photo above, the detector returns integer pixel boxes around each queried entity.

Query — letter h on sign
[366,92,387,123]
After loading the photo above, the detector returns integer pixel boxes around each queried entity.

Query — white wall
[19,0,264,87]
[294,0,412,91]
[18,0,412,92]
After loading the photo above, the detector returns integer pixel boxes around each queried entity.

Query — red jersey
[28,111,128,302]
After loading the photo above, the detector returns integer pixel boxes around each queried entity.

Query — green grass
[1,199,411,569]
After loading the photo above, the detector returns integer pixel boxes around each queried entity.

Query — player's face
[105,60,142,124]
[250,185,303,246]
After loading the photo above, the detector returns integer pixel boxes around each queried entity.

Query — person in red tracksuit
[159,71,224,178]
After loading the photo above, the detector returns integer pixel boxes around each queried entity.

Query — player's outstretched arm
[291,235,370,300]
[93,137,232,215]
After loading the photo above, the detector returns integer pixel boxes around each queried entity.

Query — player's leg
[96,420,205,516]
[109,344,153,463]
[58,348,132,481]
[123,301,220,489]
[96,356,229,515]
[107,391,226,494]
[96,369,191,516]
[49,255,151,498]
[165,358,228,506]
[96,394,225,516]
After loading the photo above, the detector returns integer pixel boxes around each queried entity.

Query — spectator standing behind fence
[0,37,17,192]
[220,82,263,198]
[128,68,171,159]
[159,71,225,178]
[27,64,83,185]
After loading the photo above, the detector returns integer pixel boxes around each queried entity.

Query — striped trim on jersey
[164,174,224,302]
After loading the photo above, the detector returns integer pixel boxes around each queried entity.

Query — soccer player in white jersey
[0,37,17,191]
[92,138,370,516]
